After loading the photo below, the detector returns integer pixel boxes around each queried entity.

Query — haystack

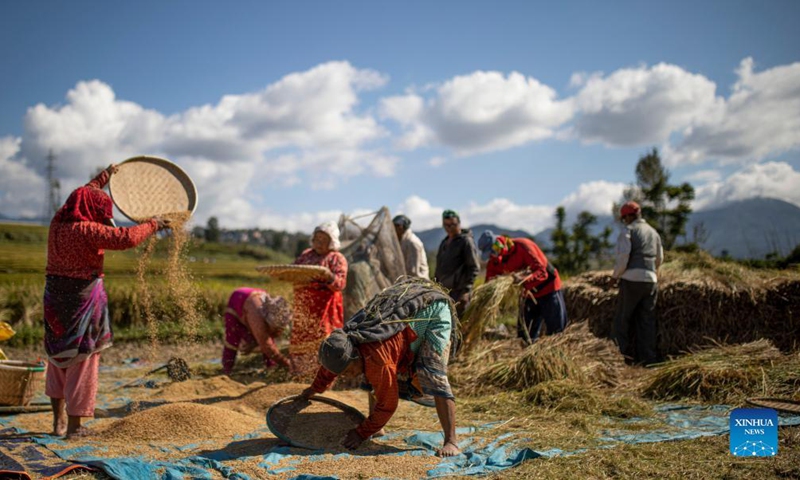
[460,322,625,394]
[563,252,800,355]
[642,339,800,404]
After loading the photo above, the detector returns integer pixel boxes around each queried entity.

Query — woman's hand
[106,164,120,176]
[152,216,172,231]
[297,387,315,402]
[342,428,364,450]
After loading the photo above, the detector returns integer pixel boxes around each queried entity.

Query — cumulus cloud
[2,61,396,221]
[380,70,574,155]
[667,58,800,165]
[694,161,800,210]
[573,63,721,147]
[0,136,45,218]
[394,180,626,234]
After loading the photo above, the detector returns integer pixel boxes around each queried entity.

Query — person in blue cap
[477,230,568,344]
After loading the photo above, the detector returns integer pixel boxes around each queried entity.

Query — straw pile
[466,322,625,393]
[96,403,263,442]
[642,339,799,404]
[563,252,800,354]
[460,275,520,352]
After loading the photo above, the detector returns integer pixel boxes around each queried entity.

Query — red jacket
[46,170,158,280]
[485,237,561,298]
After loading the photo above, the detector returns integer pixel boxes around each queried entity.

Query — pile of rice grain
[97,402,263,442]
[151,376,253,402]
[287,453,440,479]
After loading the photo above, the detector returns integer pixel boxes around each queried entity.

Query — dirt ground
[2,342,799,480]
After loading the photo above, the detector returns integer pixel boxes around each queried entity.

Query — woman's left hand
[106,164,120,175]
[342,428,364,450]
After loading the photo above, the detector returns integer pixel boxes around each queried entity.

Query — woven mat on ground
[0,428,94,480]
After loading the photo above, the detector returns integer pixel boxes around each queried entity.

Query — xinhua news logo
[730,408,778,457]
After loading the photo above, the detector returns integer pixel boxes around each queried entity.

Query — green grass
[0,222,295,346]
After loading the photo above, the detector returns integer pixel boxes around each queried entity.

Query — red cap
[620,201,641,217]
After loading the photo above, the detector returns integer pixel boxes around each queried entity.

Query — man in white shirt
[611,201,664,366]
[393,214,430,279]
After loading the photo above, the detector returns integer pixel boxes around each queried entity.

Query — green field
[0,222,295,346]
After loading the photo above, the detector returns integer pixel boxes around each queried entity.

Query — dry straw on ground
[459,322,626,394]
[642,339,800,404]
[563,252,800,355]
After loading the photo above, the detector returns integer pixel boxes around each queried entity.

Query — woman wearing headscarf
[289,221,348,376]
[44,164,168,437]
[221,288,292,374]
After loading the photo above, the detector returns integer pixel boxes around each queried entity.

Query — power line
[44,149,61,222]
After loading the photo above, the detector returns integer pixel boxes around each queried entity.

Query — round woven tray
[746,397,800,414]
[109,156,198,223]
[255,264,332,284]
[266,395,366,450]
[0,360,45,407]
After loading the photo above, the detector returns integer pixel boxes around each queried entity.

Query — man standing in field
[392,214,429,279]
[611,201,664,367]
[433,210,480,320]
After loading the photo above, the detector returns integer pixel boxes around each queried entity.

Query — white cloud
[428,156,447,167]
[694,161,800,210]
[394,180,626,235]
[559,180,627,218]
[573,63,721,147]
[3,62,396,222]
[683,169,723,184]
[0,136,46,218]
[380,70,574,155]
[668,58,800,166]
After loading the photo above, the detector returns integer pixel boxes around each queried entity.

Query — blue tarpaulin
[5,403,800,479]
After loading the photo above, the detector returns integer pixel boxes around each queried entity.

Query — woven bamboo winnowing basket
[108,156,198,223]
[0,360,45,406]
[255,264,332,284]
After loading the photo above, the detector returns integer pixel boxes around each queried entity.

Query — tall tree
[550,208,614,274]
[205,216,220,243]
[616,148,695,250]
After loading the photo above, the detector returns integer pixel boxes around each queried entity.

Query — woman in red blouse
[289,221,348,377]
[44,164,168,438]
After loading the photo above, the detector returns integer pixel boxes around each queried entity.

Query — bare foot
[437,441,461,457]
[66,426,93,439]
[371,428,386,438]
[53,418,67,437]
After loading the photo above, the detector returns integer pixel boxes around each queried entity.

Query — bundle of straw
[456,321,626,394]
[479,343,580,391]
[460,275,521,352]
[642,339,785,404]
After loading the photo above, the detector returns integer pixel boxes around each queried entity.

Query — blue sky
[1,0,799,233]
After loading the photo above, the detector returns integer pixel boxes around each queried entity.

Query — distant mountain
[533,198,800,260]
[687,198,800,259]
[416,198,800,260]
[416,223,535,253]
